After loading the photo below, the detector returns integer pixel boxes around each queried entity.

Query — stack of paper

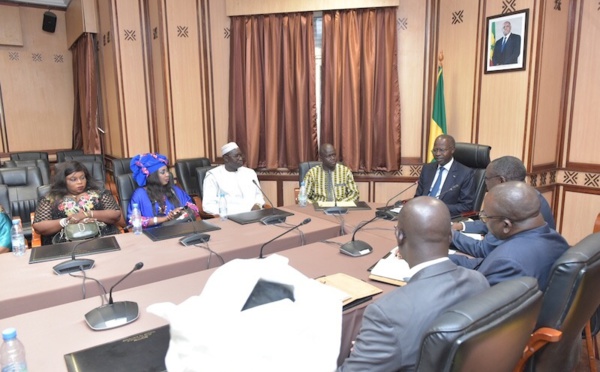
[369,247,410,286]
[317,201,357,208]
[316,273,382,310]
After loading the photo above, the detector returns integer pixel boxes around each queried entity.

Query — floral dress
[34,189,121,245]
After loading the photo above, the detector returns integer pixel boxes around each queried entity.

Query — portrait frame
[485,9,528,74]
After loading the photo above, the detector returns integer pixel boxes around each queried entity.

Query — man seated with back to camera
[414,134,475,216]
[303,143,359,203]
[338,196,489,372]
[451,156,556,258]
[202,142,265,215]
[450,181,568,290]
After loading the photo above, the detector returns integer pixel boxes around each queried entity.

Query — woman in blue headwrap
[129,153,199,228]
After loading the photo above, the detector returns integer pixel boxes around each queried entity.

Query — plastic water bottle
[219,193,228,221]
[1,328,28,372]
[131,203,142,235]
[298,182,307,207]
[10,220,26,257]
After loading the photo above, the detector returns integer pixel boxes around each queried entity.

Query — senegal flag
[489,22,496,66]
[427,66,447,163]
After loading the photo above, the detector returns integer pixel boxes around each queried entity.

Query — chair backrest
[111,157,133,179]
[175,157,211,196]
[3,159,51,185]
[0,167,43,225]
[298,161,322,184]
[416,277,542,372]
[37,185,51,199]
[0,184,11,216]
[195,165,216,198]
[56,150,84,163]
[452,143,491,212]
[526,232,600,371]
[10,151,49,161]
[116,173,138,221]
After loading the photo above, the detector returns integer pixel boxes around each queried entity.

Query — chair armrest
[513,327,562,372]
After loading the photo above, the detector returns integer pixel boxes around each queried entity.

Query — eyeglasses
[431,147,453,154]
[478,210,506,223]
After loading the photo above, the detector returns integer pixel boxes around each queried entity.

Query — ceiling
[4,0,71,9]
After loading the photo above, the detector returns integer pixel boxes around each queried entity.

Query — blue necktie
[429,167,445,197]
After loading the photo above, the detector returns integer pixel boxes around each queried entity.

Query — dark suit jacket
[492,33,521,65]
[415,160,475,216]
[338,260,489,372]
[450,224,569,290]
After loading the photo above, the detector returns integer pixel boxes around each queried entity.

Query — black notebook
[64,325,170,372]
[143,220,221,241]
[29,236,121,264]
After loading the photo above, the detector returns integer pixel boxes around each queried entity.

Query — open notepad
[316,273,382,310]
[317,201,357,208]
[368,247,410,287]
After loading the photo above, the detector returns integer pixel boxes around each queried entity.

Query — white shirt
[428,158,454,197]
[202,165,265,215]
[406,257,450,280]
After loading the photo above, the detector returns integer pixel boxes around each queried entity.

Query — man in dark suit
[492,21,521,65]
[415,134,475,216]
[338,197,489,372]
[450,182,569,290]
[451,156,556,257]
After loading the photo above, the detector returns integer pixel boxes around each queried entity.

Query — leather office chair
[0,167,44,243]
[298,161,322,184]
[175,157,211,196]
[416,277,542,372]
[0,184,11,216]
[3,159,51,185]
[514,232,600,372]
[63,154,104,163]
[9,151,49,162]
[452,143,491,212]
[56,150,84,163]
[111,157,133,179]
[115,173,138,225]
[74,160,106,188]
[194,165,216,219]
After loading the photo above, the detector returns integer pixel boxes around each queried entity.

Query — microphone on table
[340,215,379,257]
[52,238,98,275]
[375,181,418,220]
[259,218,311,258]
[84,262,144,331]
[435,184,459,200]
[252,180,288,225]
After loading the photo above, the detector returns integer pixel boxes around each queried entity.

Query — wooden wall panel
[66,0,98,49]
[438,0,480,144]
[113,0,152,156]
[397,1,427,160]
[566,0,600,166]
[163,0,206,159]
[0,6,23,46]
[0,6,73,152]
[374,181,416,203]
[531,1,568,167]
[208,0,230,160]
[97,0,125,158]
[477,1,535,160]
[561,189,600,245]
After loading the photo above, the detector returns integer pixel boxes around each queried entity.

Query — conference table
[0,209,341,318]
[0,219,400,371]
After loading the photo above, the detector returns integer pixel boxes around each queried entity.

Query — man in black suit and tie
[415,134,475,216]
[492,21,521,65]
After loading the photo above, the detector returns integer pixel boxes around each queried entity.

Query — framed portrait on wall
[485,9,528,73]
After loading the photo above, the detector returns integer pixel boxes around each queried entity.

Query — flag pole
[427,51,448,162]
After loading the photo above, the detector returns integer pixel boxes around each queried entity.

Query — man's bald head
[396,196,451,267]
[482,181,544,239]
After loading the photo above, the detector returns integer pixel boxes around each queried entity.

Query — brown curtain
[321,8,400,172]
[229,13,317,169]
[71,33,100,154]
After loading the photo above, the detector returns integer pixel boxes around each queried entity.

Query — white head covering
[221,142,239,156]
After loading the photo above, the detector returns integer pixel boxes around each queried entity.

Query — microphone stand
[252,180,288,225]
[339,215,379,257]
[259,218,311,258]
[84,262,144,331]
[375,181,418,220]
[53,239,97,275]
